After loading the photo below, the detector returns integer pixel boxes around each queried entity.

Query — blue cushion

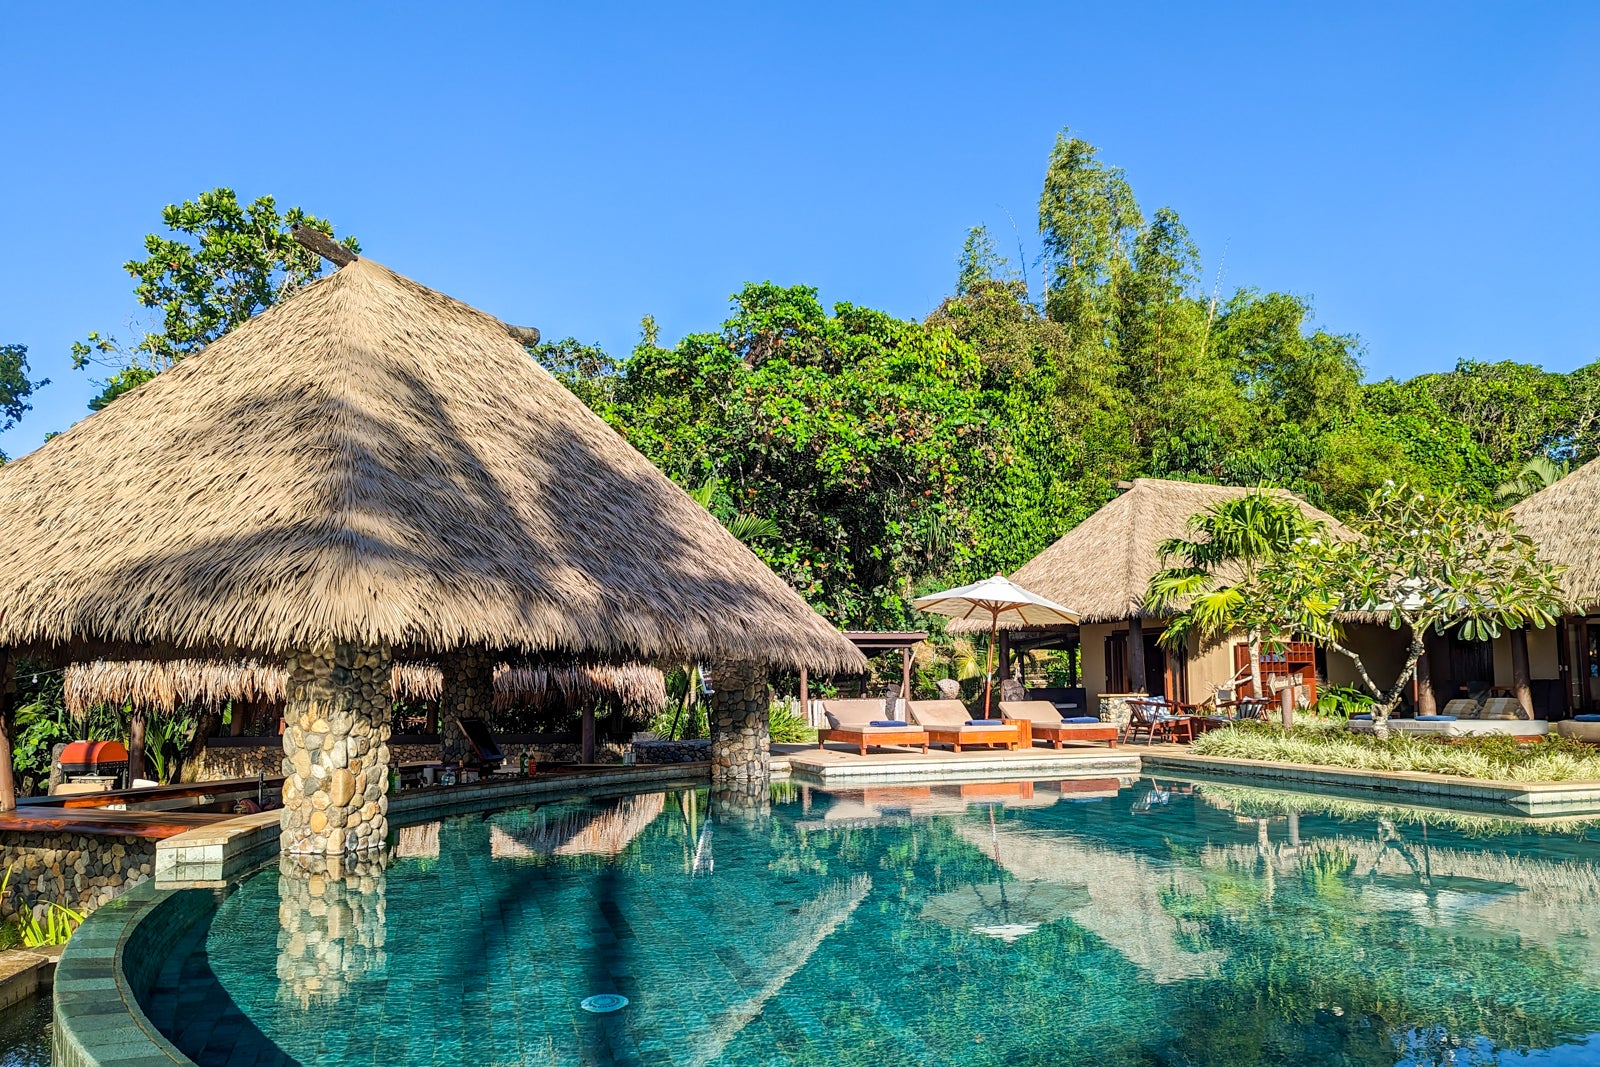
[868,721,907,728]
[1574,714,1600,722]
[1350,714,1373,720]
[1062,716,1101,724]
[1414,715,1458,721]
[965,720,999,727]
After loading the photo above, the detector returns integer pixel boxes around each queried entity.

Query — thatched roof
[63,658,668,716]
[0,256,861,672]
[973,478,1346,626]
[1511,456,1600,612]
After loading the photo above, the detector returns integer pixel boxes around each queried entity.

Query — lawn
[1189,718,1600,782]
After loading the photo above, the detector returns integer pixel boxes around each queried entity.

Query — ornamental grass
[1190,718,1600,783]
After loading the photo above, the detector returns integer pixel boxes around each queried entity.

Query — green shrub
[767,703,817,744]
[1190,720,1600,782]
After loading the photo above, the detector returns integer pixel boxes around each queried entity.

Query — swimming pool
[138,776,1600,1065]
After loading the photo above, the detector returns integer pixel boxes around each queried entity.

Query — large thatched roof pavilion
[0,252,862,852]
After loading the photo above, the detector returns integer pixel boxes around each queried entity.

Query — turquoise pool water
[142,776,1600,1066]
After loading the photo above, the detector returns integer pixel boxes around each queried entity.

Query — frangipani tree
[1147,491,1326,701]
[1265,482,1568,736]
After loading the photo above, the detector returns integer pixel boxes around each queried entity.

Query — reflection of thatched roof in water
[64,658,667,715]
[952,478,1348,628]
[490,792,666,859]
[952,821,1221,982]
[0,256,863,672]
[393,822,440,859]
[1511,455,1600,612]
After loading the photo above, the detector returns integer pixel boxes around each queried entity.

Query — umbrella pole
[984,611,997,718]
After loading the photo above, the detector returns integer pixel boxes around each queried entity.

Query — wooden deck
[0,806,231,840]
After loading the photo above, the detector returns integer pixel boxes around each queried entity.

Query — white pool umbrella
[913,575,1080,718]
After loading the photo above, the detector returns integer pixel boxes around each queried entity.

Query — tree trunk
[128,706,149,784]
[1373,636,1427,739]
[1510,627,1534,718]
[1247,630,1263,700]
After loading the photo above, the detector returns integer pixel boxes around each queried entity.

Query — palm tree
[1493,455,1570,503]
[689,474,779,544]
[1146,490,1324,701]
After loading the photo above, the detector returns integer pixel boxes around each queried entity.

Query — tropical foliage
[71,187,359,411]
[1147,491,1325,698]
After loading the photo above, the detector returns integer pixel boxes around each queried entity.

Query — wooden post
[1423,626,1450,708]
[1416,639,1437,716]
[0,651,16,812]
[1510,627,1535,717]
[798,667,809,726]
[128,706,149,784]
[581,705,596,763]
[901,649,912,711]
[1127,617,1147,694]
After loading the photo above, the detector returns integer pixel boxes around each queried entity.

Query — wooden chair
[1123,698,1194,744]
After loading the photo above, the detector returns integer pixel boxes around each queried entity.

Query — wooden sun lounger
[998,700,1119,748]
[907,700,1023,752]
[817,699,930,755]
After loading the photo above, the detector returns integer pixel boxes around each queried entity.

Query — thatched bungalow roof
[63,658,668,716]
[0,256,862,672]
[969,478,1346,627]
[1510,456,1600,612]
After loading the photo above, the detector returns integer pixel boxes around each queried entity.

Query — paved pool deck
[773,742,1139,782]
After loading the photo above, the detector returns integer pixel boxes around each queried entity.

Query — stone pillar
[281,643,393,856]
[276,852,388,1007]
[437,647,494,764]
[709,660,770,783]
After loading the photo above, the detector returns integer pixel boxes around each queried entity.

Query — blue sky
[3,2,1597,458]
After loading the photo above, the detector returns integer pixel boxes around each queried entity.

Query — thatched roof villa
[0,252,863,852]
[1508,457,1600,720]
[961,478,1409,711]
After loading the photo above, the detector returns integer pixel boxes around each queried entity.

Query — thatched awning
[64,658,668,717]
[956,478,1349,628]
[1511,456,1600,613]
[0,256,862,673]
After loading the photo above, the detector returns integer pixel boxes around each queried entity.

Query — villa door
[1587,621,1600,710]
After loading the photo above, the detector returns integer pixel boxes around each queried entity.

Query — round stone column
[281,643,393,855]
[437,646,494,764]
[709,660,770,783]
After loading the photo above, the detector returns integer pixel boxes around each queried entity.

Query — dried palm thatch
[954,478,1348,629]
[64,657,668,716]
[489,792,666,858]
[1511,456,1600,612]
[0,256,862,673]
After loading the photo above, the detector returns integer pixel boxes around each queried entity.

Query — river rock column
[709,660,770,783]
[438,646,494,764]
[281,643,393,856]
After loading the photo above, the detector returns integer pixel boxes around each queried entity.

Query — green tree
[1147,491,1327,700]
[1266,483,1568,731]
[0,344,48,462]
[73,188,359,410]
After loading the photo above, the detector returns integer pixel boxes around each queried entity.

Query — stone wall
[0,831,152,919]
[633,739,712,764]
[187,738,633,783]
[281,643,393,856]
[709,661,770,782]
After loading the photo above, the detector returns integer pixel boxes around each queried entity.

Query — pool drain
[581,994,629,1013]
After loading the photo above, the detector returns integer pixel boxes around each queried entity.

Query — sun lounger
[457,717,507,772]
[818,699,930,755]
[908,700,1023,752]
[999,700,1119,748]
